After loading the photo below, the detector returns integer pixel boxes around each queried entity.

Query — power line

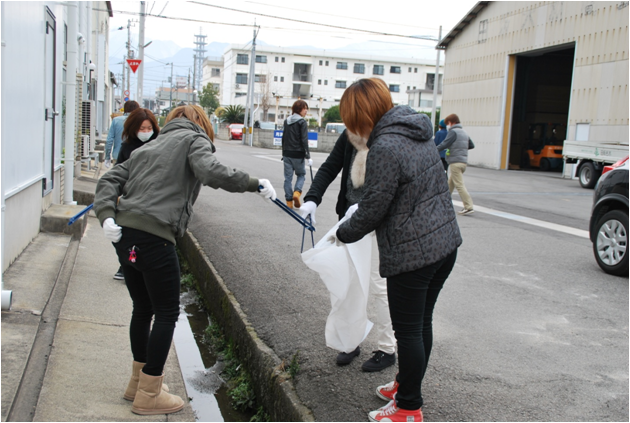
[188,1,438,41]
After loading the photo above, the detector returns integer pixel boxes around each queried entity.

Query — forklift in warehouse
[521,122,565,171]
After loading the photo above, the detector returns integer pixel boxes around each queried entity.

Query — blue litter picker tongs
[264,184,315,252]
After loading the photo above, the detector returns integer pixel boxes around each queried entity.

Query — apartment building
[221,45,443,125]
[201,56,223,94]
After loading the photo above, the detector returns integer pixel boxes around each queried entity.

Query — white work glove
[102,218,122,243]
[345,204,359,218]
[299,201,317,226]
[257,179,277,201]
[104,159,111,168]
[327,233,344,247]
[307,158,313,167]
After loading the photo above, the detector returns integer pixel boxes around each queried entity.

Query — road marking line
[452,200,590,239]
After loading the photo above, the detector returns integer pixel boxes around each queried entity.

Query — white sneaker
[457,208,474,216]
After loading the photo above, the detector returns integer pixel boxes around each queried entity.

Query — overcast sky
[109,0,478,58]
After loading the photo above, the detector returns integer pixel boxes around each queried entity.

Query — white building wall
[221,45,443,125]
[440,1,629,169]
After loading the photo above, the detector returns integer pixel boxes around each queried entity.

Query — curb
[179,231,314,422]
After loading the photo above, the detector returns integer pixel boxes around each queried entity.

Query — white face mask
[446,125,452,130]
[137,131,153,142]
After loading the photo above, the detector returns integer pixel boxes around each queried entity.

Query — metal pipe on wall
[64,1,78,206]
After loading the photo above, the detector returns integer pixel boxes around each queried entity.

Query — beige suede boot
[131,371,184,415]
[123,361,169,401]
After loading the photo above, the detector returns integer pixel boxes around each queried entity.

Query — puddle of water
[173,289,253,422]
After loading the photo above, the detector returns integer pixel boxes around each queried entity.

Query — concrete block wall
[250,129,340,154]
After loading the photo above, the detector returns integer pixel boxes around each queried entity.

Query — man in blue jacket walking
[104,101,139,167]
[433,119,448,171]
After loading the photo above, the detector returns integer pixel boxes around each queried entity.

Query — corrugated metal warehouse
[438,1,629,171]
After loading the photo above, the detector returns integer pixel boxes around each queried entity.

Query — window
[373,65,384,75]
[336,62,348,70]
[478,19,488,43]
[408,100,414,107]
[425,73,443,90]
[319,60,323,65]
[212,83,220,91]
[236,73,248,84]
[414,68,418,73]
[255,74,267,83]
[353,63,365,74]
[211,68,220,77]
[324,80,328,85]
[413,86,416,90]
[318,79,322,85]
[407,86,410,91]
[255,55,267,63]
[389,84,400,92]
[280,76,284,82]
[237,54,249,65]
[419,99,433,108]
[325,60,329,66]
[390,66,401,74]
[274,76,278,82]
[335,80,347,88]
[275,56,279,62]
[281,57,285,63]
[408,67,412,72]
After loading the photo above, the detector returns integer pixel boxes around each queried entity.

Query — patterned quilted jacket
[336,106,462,277]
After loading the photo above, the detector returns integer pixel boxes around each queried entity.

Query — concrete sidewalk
[1,168,194,422]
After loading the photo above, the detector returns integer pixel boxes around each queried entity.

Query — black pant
[114,227,180,376]
[441,158,449,171]
[387,249,458,410]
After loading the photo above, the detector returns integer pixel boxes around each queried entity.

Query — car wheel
[579,162,599,189]
[593,209,629,276]
[540,158,551,171]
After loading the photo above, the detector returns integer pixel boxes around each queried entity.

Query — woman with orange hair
[332,78,462,422]
[95,105,276,416]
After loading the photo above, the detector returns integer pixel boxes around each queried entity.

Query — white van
[325,123,346,133]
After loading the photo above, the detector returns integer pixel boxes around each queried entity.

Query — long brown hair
[340,78,393,139]
[122,108,159,143]
[165,105,214,140]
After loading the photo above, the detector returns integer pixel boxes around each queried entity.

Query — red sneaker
[368,400,423,422]
[376,380,399,401]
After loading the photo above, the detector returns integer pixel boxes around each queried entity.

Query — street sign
[124,97,129,102]
[124,90,130,96]
[126,59,142,74]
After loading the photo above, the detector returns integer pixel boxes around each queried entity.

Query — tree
[219,105,245,124]
[323,105,342,123]
[199,83,220,115]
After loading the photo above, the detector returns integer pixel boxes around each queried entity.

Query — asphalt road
[187,138,628,422]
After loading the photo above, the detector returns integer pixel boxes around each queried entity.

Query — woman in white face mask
[110,108,161,281]
[117,108,160,165]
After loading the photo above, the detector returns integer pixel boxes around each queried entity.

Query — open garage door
[508,44,575,172]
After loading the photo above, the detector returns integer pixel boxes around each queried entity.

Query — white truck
[563,140,629,188]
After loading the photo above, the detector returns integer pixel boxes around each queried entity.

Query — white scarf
[347,131,369,188]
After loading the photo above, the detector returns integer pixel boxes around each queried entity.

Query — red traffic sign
[126,59,142,74]
[124,90,130,96]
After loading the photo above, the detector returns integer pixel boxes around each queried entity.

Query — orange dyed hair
[340,78,393,139]
[165,105,215,141]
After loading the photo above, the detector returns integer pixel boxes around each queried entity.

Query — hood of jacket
[286,113,304,125]
[368,105,433,148]
[160,117,216,153]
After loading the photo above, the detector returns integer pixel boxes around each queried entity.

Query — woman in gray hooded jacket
[94,105,276,416]
[333,78,462,422]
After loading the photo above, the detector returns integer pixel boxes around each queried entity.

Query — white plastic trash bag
[301,215,374,353]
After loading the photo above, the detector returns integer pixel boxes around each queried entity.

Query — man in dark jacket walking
[282,100,311,208]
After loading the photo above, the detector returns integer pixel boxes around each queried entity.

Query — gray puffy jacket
[436,123,469,164]
[337,106,462,277]
[95,118,259,244]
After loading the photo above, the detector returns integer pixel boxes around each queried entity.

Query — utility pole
[121,55,126,107]
[169,62,174,110]
[137,1,146,104]
[275,95,280,128]
[318,97,323,127]
[126,19,131,94]
[431,25,443,132]
[244,26,257,145]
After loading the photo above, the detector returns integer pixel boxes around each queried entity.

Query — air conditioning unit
[81,100,95,156]
[235,84,240,89]
[81,135,91,158]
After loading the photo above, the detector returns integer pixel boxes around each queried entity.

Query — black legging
[387,249,458,410]
[114,227,180,376]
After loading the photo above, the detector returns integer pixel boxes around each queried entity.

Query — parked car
[589,155,629,276]
[228,124,244,140]
[325,123,346,133]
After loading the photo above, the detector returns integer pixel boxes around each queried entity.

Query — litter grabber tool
[265,185,315,251]
[309,165,314,183]
[68,203,93,226]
